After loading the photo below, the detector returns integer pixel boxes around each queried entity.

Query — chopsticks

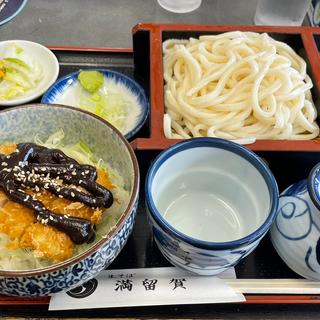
[225,279,320,294]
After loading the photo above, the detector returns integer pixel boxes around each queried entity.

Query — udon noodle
[163,32,319,141]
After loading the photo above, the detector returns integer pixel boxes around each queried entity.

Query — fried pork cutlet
[0,144,113,262]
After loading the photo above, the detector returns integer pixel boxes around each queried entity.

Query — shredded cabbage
[0,235,48,270]
[0,43,43,100]
[79,90,128,132]
[35,129,99,168]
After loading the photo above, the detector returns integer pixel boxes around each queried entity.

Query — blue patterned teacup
[146,138,279,276]
[270,163,320,280]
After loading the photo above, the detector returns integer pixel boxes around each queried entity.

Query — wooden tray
[132,23,320,151]
[1,43,320,317]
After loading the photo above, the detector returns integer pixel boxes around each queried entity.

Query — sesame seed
[58,195,63,198]
[1,162,8,166]
[71,192,75,197]
[41,218,48,224]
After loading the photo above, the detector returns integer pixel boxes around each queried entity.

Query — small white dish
[0,40,59,106]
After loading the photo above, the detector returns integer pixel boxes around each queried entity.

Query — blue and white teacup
[145,138,279,276]
[270,162,320,280]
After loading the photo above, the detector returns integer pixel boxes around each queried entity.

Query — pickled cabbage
[77,71,133,132]
[0,44,43,101]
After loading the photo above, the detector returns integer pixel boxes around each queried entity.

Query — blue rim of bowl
[0,0,28,26]
[307,162,320,211]
[41,69,149,140]
[145,137,279,251]
[0,103,140,277]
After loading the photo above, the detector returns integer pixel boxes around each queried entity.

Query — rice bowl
[0,104,139,296]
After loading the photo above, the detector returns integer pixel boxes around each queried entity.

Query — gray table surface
[1,0,319,319]
[1,0,259,48]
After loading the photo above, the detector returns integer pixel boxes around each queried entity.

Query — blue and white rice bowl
[41,69,149,140]
[145,138,279,276]
[0,104,139,296]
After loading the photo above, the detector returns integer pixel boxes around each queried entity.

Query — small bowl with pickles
[42,69,149,139]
